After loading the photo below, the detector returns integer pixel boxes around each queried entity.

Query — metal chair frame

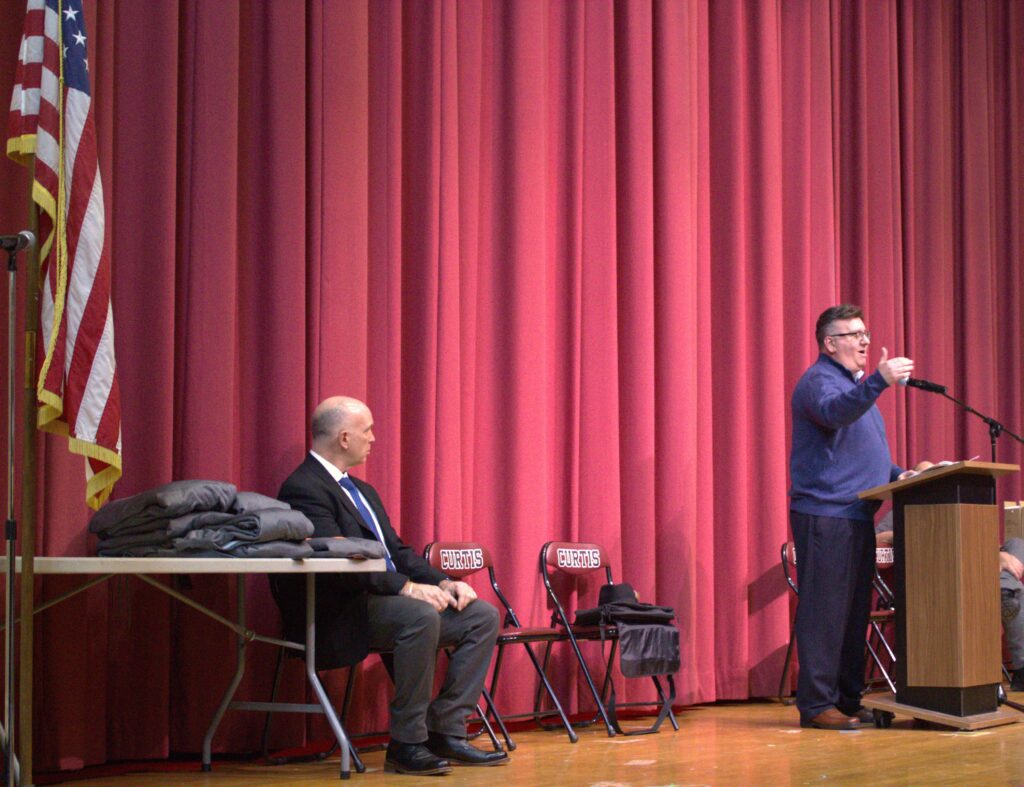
[423,541,577,744]
[865,551,897,693]
[538,541,677,737]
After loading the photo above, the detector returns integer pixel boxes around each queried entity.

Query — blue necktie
[338,475,395,571]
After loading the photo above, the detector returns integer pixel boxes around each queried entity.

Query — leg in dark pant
[367,595,499,743]
[837,520,875,711]
[367,595,441,744]
[791,511,873,719]
[428,600,500,737]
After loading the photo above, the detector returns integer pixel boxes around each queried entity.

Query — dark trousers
[366,595,500,743]
[790,510,875,719]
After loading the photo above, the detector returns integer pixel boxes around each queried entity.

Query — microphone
[0,231,36,253]
[899,377,947,394]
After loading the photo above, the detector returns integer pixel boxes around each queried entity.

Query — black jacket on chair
[270,454,447,669]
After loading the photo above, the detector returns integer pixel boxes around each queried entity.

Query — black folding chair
[778,542,799,702]
[424,541,578,743]
[865,547,897,693]
[539,541,677,736]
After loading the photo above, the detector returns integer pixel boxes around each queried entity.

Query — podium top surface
[859,460,1019,501]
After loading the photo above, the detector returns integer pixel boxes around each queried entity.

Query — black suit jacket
[270,454,447,669]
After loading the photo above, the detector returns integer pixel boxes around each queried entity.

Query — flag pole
[3,229,21,787]
[4,247,14,787]
[18,158,38,786]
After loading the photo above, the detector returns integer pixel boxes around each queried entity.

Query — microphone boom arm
[934,388,1024,462]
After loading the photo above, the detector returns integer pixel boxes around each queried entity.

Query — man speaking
[788,304,919,730]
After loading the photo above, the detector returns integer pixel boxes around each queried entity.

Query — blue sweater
[789,354,903,521]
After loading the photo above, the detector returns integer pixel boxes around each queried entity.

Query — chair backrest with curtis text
[540,541,614,627]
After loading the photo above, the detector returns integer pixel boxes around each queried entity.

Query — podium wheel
[873,710,893,728]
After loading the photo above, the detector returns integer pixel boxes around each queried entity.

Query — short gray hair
[311,404,347,442]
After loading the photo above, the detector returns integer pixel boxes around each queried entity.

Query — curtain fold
[0,0,1020,771]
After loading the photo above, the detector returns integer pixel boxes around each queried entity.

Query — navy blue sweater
[789,354,903,521]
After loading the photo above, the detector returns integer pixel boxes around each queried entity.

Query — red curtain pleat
[0,0,1020,772]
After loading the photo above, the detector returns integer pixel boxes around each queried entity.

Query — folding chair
[777,541,896,702]
[778,542,800,703]
[539,541,678,736]
[423,541,578,743]
[261,587,507,764]
[865,547,896,693]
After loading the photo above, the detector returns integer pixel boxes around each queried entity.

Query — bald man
[270,396,505,775]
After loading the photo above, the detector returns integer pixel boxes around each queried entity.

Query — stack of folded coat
[90,479,316,558]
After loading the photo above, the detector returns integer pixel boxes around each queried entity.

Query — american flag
[7,0,121,510]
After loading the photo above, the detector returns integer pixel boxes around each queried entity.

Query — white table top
[0,556,386,575]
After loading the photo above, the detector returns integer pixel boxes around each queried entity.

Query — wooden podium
[859,460,1019,727]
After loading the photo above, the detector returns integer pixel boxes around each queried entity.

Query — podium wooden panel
[904,504,999,687]
[860,461,1018,719]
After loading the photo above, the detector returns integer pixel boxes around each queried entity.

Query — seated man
[270,396,506,775]
[1000,539,1024,690]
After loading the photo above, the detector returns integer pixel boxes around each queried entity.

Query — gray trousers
[366,595,500,743]
[1003,538,1024,669]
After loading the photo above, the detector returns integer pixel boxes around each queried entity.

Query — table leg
[305,574,360,779]
[202,575,248,771]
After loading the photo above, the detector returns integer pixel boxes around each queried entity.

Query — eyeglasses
[829,330,871,342]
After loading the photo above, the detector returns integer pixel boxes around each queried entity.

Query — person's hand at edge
[898,460,934,481]
[1001,551,1024,582]
[400,581,455,612]
[439,579,477,611]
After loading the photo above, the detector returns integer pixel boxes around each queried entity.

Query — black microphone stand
[934,389,1024,463]
[998,683,1024,713]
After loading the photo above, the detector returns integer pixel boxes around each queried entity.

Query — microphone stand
[998,683,1024,714]
[934,389,1024,463]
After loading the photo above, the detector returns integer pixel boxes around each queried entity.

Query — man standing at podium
[788,304,917,730]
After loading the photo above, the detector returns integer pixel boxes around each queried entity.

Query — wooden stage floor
[51,697,1024,785]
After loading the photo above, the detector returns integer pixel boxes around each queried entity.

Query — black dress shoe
[1011,668,1024,692]
[384,741,452,775]
[426,732,509,766]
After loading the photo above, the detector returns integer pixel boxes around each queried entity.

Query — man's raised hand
[877,346,914,386]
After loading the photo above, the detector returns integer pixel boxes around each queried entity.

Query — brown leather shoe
[838,705,875,724]
[799,707,860,730]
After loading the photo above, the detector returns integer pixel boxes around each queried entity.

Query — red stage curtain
[0,0,1021,772]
